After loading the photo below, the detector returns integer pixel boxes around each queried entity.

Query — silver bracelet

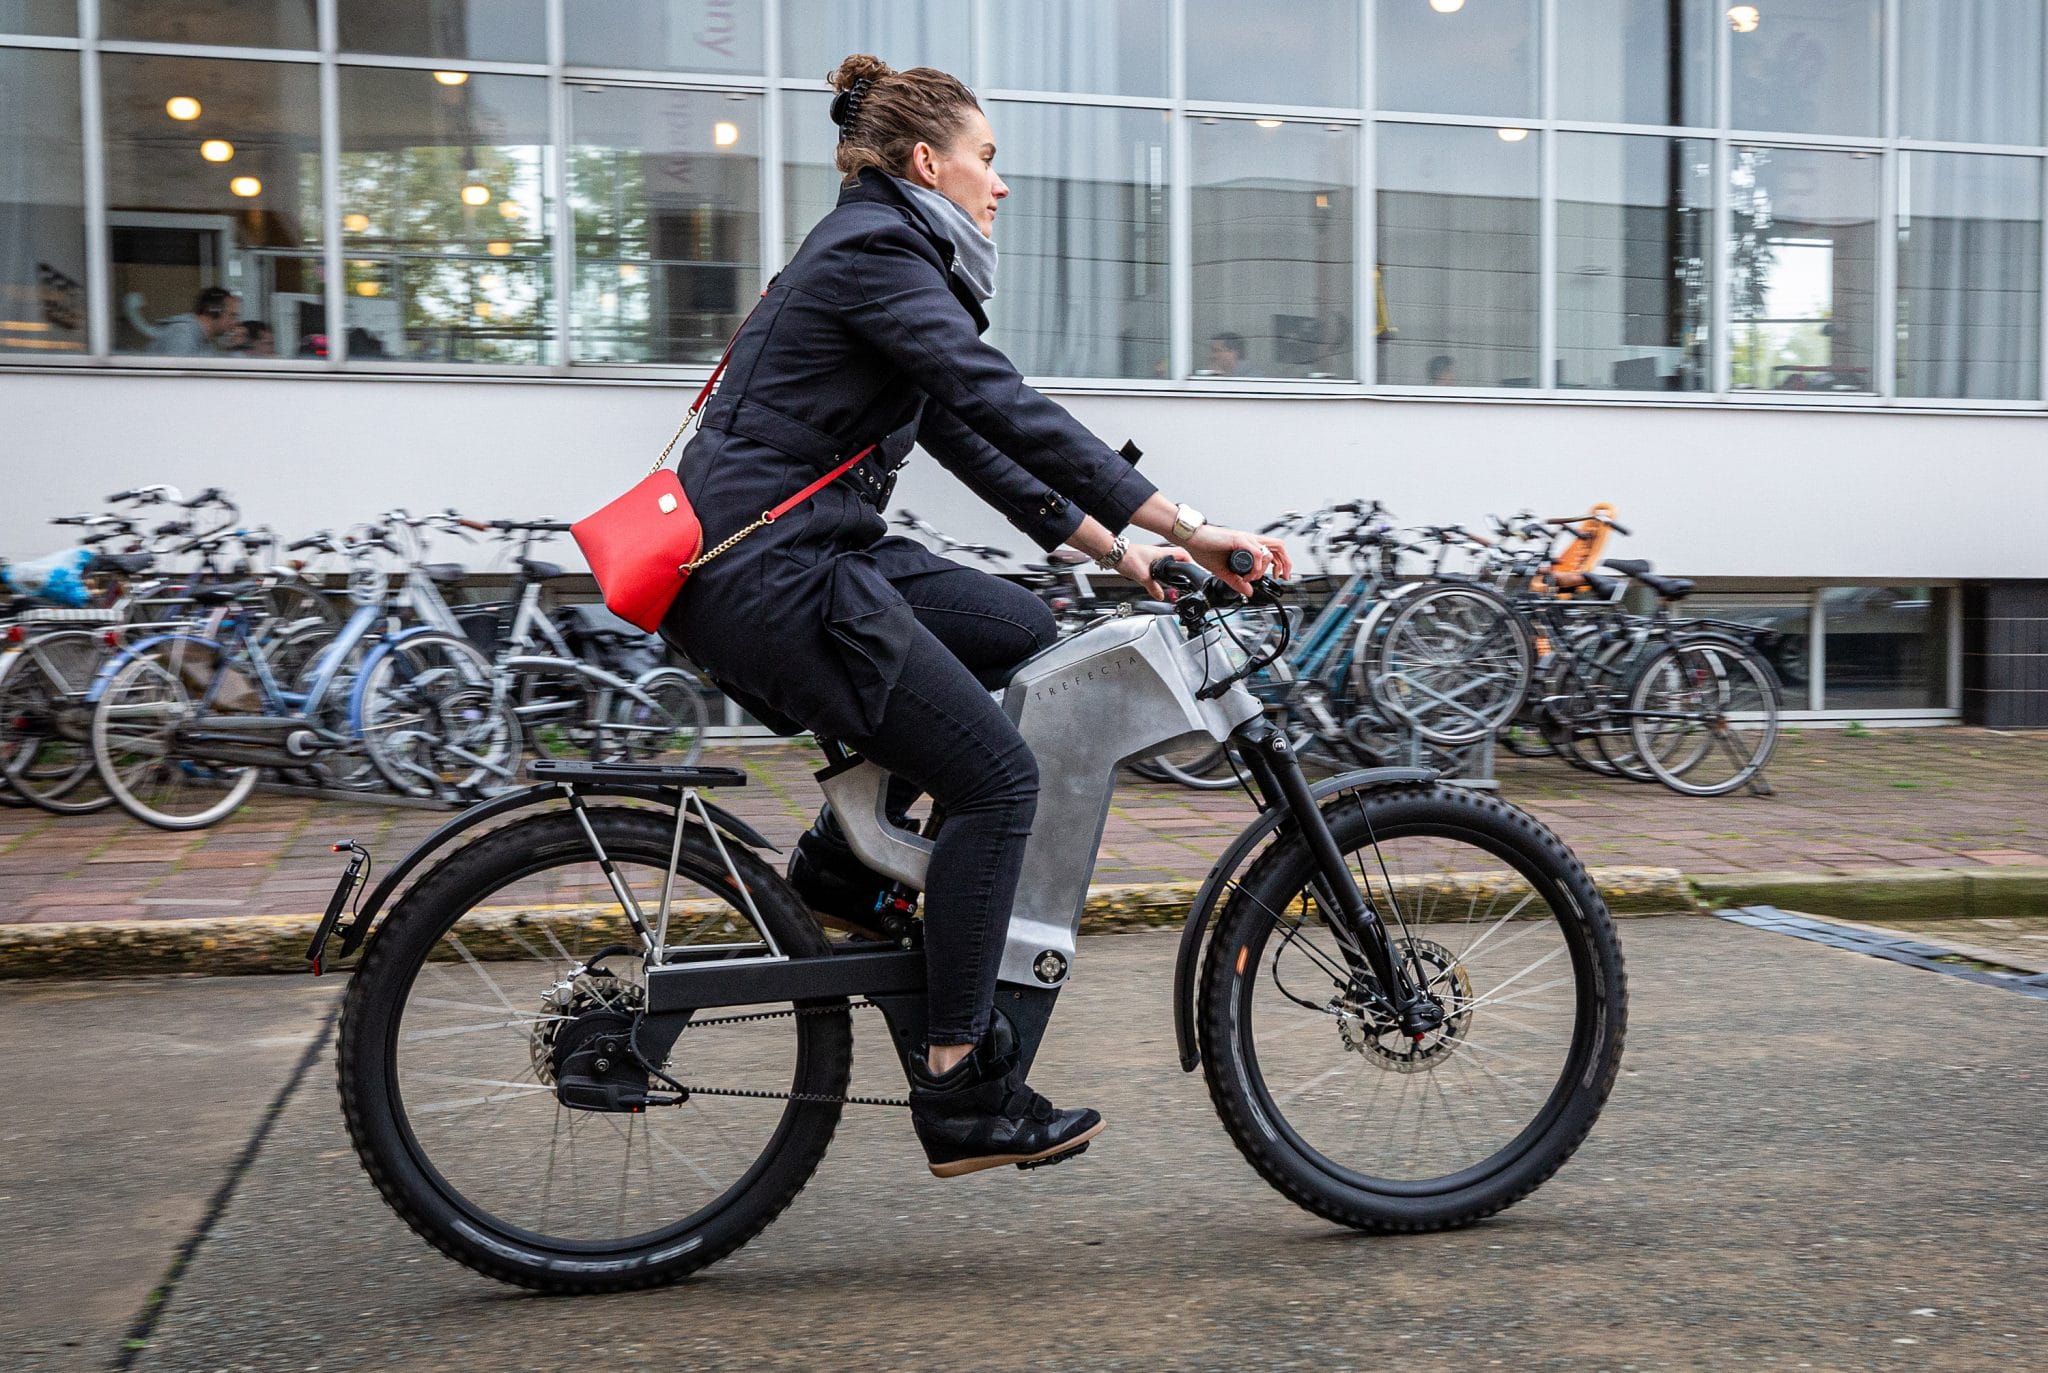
[1094,534,1129,573]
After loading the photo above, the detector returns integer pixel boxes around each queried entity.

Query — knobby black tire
[336,807,851,1293]
[1198,783,1627,1234]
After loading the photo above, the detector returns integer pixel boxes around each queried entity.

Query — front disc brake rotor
[1339,938,1474,1074]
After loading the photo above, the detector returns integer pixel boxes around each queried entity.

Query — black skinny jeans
[835,560,1058,1046]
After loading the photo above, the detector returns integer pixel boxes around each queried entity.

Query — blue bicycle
[85,520,521,829]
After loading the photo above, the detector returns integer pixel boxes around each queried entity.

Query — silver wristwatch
[1094,534,1129,573]
[1169,503,1207,545]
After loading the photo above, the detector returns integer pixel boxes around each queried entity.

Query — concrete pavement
[5,920,2043,1370]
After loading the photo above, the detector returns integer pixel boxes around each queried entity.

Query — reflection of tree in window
[1729,146,1876,392]
[338,72,550,364]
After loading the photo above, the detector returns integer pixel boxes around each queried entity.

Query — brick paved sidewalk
[1,727,2043,926]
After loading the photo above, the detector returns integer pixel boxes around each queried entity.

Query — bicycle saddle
[94,552,155,574]
[421,562,468,585]
[517,557,565,581]
[1604,559,1693,601]
[187,580,263,604]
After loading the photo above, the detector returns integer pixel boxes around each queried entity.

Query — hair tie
[830,77,873,140]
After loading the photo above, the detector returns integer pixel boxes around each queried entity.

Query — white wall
[4,367,2045,580]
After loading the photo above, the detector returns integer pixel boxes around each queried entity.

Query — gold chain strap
[683,510,776,574]
[651,412,698,475]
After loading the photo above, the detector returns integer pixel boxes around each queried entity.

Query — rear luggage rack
[526,759,747,788]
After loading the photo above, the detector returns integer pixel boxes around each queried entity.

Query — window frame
[0,0,2036,413]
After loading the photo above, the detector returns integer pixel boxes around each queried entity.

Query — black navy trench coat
[662,168,1158,740]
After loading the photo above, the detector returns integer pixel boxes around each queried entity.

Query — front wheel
[89,651,260,830]
[1199,782,1626,1232]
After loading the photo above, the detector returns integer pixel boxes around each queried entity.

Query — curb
[0,865,1698,981]
[1687,867,2048,925]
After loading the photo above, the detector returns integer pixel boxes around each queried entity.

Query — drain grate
[1716,906,2048,1002]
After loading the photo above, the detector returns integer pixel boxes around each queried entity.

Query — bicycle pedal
[1015,1140,1089,1171]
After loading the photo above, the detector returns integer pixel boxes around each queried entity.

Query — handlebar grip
[460,518,490,531]
[1608,520,1633,536]
[1227,548,1256,576]
[105,489,139,503]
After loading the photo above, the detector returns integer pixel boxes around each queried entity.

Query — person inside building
[233,319,275,357]
[145,286,241,357]
[661,53,1290,1178]
[1205,330,1251,376]
[1426,353,1459,386]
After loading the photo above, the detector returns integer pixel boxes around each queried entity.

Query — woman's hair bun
[828,53,893,99]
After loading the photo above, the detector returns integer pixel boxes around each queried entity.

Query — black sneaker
[787,806,894,936]
[908,1019,1104,1178]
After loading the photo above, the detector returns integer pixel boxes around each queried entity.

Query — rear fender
[337,783,777,961]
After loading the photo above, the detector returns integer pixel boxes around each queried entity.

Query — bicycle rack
[1389,718,1499,790]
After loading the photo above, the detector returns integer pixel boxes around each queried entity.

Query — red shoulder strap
[768,443,879,521]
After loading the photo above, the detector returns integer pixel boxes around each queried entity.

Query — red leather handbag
[572,312,874,633]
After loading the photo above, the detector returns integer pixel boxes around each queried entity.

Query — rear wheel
[337,807,852,1292]
[1627,636,1780,797]
[1361,584,1532,746]
[1199,783,1626,1232]
[600,667,709,766]
[0,633,117,815]
[358,633,522,798]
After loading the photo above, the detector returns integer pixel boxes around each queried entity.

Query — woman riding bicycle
[664,54,1289,1176]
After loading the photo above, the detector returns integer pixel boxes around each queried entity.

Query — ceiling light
[200,139,234,163]
[343,212,371,233]
[473,301,495,319]
[618,264,642,284]
[479,272,503,292]
[486,240,513,257]
[1497,127,1530,142]
[713,121,740,147]
[497,199,522,220]
[433,70,469,86]
[1255,119,1284,130]
[461,184,491,206]
[166,96,201,121]
[1430,0,1466,12]
[1728,5,1760,32]
[230,176,262,197]
[354,280,382,297]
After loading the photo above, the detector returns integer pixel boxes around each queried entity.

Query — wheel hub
[530,961,647,1090]
[1337,938,1475,1073]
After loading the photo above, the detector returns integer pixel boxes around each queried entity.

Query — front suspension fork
[1233,722,1443,1036]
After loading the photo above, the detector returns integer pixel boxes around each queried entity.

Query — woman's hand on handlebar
[1182,524,1292,596]
[1119,542,1191,599]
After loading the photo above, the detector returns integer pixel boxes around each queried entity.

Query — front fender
[83,632,222,703]
[1171,766,1436,1072]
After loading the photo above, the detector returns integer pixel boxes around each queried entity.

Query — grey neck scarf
[892,177,998,303]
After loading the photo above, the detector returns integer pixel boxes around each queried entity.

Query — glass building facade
[1,0,2043,404]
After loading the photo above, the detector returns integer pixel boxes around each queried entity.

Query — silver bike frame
[822,611,1261,988]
